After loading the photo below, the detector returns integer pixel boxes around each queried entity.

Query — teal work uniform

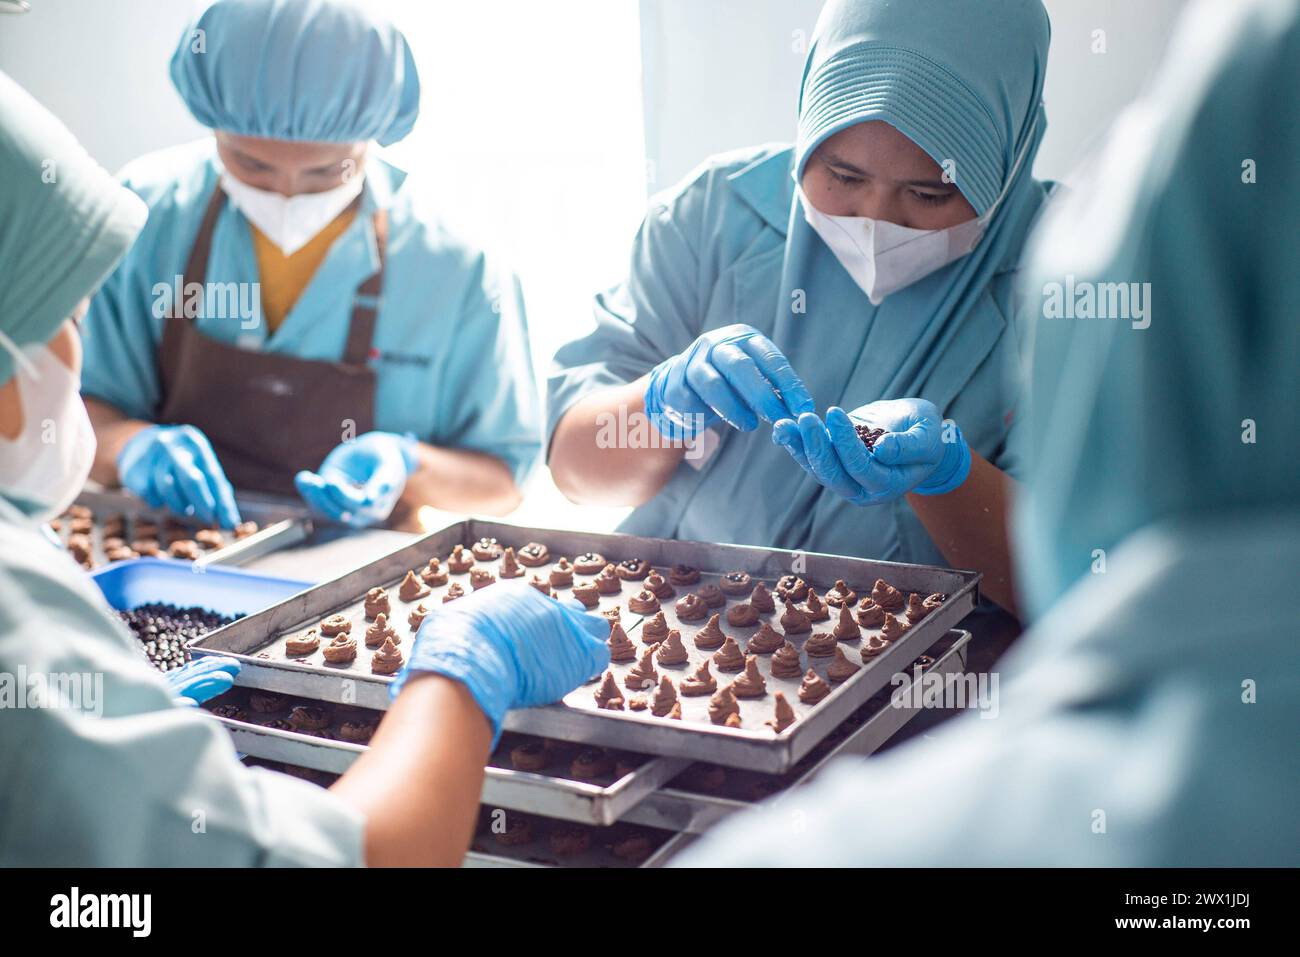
[82,140,541,487]
[548,0,1054,563]
[0,495,365,865]
[678,0,1300,866]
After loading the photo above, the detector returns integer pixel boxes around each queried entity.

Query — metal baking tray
[621,629,971,834]
[238,755,694,867]
[192,520,979,773]
[206,690,687,826]
[57,487,311,570]
[463,816,693,869]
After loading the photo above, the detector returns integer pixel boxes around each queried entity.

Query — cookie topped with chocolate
[573,552,606,575]
[719,570,752,596]
[775,575,809,603]
[471,537,503,561]
[516,542,550,567]
[615,558,651,581]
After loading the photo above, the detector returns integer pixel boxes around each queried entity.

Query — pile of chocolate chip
[855,424,885,449]
[115,602,242,672]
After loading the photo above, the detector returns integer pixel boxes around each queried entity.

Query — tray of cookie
[51,488,312,571]
[188,520,661,707]
[621,629,972,834]
[191,520,979,773]
[205,688,688,826]
[239,757,696,867]
[463,809,693,868]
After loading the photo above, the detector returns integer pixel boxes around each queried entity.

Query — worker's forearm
[84,396,151,486]
[906,451,1019,617]
[330,674,492,867]
[399,442,522,518]
[549,377,687,506]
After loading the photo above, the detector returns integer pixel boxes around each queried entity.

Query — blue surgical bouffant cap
[794,0,1051,215]
[170,0,420,145]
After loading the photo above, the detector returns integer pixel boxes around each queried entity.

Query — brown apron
[157,188,387,495]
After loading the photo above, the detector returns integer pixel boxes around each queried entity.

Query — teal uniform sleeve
[430,256,541,487]
[0,525,365,867]
[545,191,706,450]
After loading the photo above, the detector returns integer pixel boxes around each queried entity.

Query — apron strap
[342,208,389,367]
[171,187,227,319]
[174,184,385,369]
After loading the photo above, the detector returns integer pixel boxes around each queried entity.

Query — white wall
[1036,0,1190,179]
[0,0,209,173]
[638,0,823,193]
[638,0,1193,189]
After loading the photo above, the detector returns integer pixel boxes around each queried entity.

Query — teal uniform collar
[357,154,407,213]
[725,146,796,237]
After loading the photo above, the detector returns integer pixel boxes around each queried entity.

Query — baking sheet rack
[213,628,968,836]
[622,629,971,834]
[61,487,311,570]
[462,825,694,869]
[193,520,979,773]
[207,689,687,827]
[238,754,690,868]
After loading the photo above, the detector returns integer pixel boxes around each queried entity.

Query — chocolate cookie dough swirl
[780,600,813,635]
[832,602,861,641]
[625,646,659,690]
[747,622,786,653]
[731,656,767,698]
[766,692,796,732]
[680,660,718,696]
[370,636,404,675]
[694,614,728,649]
[799,669,830,704]
[594,670,625,709]
[770,641,803,678]
[607,621,637,662]
[651,676,679,717]
[870,578,904,612]
[712,636,746,671]
[654,629,690,665]
[708,684,740,725]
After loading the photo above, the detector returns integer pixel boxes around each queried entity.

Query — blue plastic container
[91,558,310,618]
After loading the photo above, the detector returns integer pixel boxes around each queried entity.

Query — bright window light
[371,1,648,528]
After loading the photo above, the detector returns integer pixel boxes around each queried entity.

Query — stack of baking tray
[223,628,971,866]
[194,519,980,866]
[55,488,312,570]
[206,688,689,828]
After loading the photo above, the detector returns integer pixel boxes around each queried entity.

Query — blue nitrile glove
[165,655,241,706]
[391,581,610,747]
[293,431,418,529]
[772,399,971,505]
[644,324,815,439]
[117,425,242,528]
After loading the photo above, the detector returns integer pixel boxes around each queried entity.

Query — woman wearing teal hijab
[674,0,1300,866]
[549,0,1052,612]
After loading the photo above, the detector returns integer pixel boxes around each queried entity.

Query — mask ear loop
[0,329,40,380]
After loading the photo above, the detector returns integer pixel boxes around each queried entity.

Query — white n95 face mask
[798,110,1040,305]
[0,332,96,522]
[220,170,365,256]
[799,188,986,304]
